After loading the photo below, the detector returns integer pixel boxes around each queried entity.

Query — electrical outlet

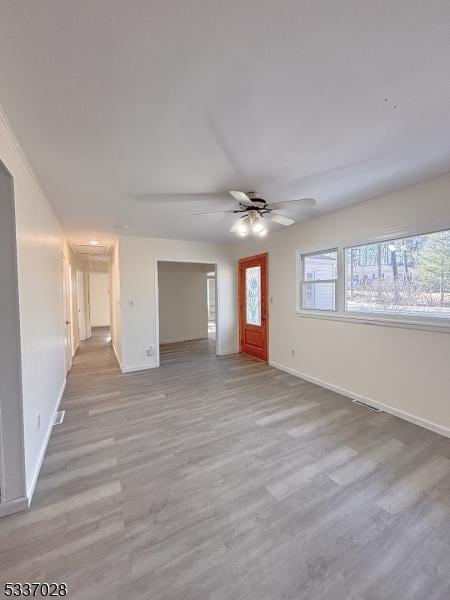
[36,413,41,431]
[291,349,296,357]
[146,347,154,356]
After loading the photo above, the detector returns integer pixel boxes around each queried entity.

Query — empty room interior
[157,261,217,364]
[0,2,449,599]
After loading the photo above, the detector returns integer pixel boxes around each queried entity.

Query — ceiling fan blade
[229,190,253,206]
[132,192,229,203]
[266,212,295,226]
[191,210,236,216]
[266,197,316,210]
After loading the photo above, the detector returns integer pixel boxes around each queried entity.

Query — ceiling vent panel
[74,244,108,255]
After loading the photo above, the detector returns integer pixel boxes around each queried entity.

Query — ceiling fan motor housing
[247,191,266,205]
[239,192,267,215]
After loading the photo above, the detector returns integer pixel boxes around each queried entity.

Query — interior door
[238,253,268,361]
[61,253,73,373]
[76,270,87,341]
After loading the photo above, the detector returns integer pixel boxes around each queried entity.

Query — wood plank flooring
[1,331,449,599]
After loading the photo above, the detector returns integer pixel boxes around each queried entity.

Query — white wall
[80,256,109,273]
[158,262,210,344]
[0,107,66,501]
[89,273,110,327]
[236,173,450,434]
[119,236,237,372]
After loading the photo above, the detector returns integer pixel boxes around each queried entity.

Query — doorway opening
[0,160,26,511]
[88,272,111,343]
[238,253,269,361]
[207,270,216,342]
[71,249,112,357]
[156,261,217,365]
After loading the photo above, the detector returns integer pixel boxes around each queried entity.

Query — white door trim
[61,252,73,373]
[76,270,87,341]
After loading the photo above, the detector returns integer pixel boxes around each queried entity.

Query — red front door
[238,253,268,361]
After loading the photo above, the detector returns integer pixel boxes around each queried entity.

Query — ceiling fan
[192,191,317,237]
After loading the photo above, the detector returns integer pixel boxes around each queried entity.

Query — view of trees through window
[346,229,450,318]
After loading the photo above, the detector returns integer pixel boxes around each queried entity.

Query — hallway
[0,336,449,599]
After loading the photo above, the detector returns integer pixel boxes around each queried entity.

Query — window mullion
[336,247,345,314]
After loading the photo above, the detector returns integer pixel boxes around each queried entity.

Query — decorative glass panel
[246,266,261,325]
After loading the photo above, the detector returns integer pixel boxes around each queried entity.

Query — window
[346,230,450,319]
[300,250,337,311]
[297,228,450,330]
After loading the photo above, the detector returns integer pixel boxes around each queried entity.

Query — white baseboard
[121,361,158,373]
[0,495,29,517]
[26,376,66,504]
[269,360,450,439]
[160,335,207,344]
[116,347,158,373]
[112,343,122,370]
[218,349,239,356]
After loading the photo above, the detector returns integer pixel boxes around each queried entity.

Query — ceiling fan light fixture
[252,215,265,234]
[188,189,317,237]
[237,216,250,236]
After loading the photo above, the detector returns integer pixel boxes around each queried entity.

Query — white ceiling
[0,1,449,244]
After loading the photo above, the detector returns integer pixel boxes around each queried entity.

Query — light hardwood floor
[1,330,449,599]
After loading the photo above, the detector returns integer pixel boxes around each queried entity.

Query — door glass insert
[246,266,261,325]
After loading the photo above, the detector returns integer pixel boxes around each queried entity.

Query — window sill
[296,310,450,334]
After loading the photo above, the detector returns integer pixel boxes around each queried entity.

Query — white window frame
[296,226,450,334]
[298,248,339,313]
